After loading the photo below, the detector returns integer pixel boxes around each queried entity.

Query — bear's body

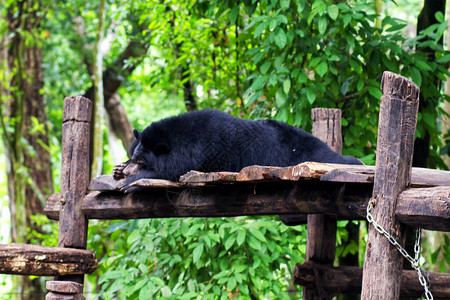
[118,109,361,191]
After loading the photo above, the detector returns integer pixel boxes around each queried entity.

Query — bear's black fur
[117,109,361,192]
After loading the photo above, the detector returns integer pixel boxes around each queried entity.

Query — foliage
[86,0,450,298]
[428,232,450,273]
[137,0,448,167]
[238,0,449,167]
[0,0,449,298]
[94,217,305,299]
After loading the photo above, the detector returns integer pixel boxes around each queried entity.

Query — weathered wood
[85,163,450,186]
[303,108,341,300]
[396,186,450,231]
[311,108,342,154]
[294,262,450,299]
[362,71,420,299]
[89,175,123,191]
[89,175,180,191]
[46,292,84,300]
[180,170,238,183]
[46,281,84,294]
[58,96,93,285]
[0,244,97,276]
[81,182,372,220]
[43,185,450,231]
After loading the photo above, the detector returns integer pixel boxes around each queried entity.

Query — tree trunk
[413,0,446,168]
[83,40,149,156]
[90,0,106,179]
[1,0,53,298]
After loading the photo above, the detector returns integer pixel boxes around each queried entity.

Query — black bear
[115,109,361,192]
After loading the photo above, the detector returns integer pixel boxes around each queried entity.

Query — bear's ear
[154,142,170,156]
[133,129,140,139]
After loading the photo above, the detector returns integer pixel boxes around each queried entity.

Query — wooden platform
[44,162,450,232]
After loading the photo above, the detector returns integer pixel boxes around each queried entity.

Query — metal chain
[366,197,433,300]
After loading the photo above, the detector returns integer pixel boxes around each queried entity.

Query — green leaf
[436,53,450,63]
[328,4,339,21]
[250,75,268,91]
[276,88,286,106]
[245,92,260,107]
[280,0,290,10]
[283,78,291,94]
[274,28,287,49]
[312,0,326,14]
[269,18,278,30]
[106,221,128,233]
[274,55,285,70]
[356,78,364,92]
[277,14,288,25]
[343,14,351,27]
[306,88,316,104]
[254,21,268,38]
[234,264,247,273]
[349,58,362,74]
[368,86,382,99]
[229,6,239,24]
[409,67,422,86]
[248,236,262,250]
[422,112,435,127]
[193,244,204,264]
[161,286,172,298]
[249,227,267,242]
[435,11,444,23]
[225,235,235,250]
[269,74,278,86]
[414,57,432,71]
[341,79,350,96]
[260,61,271,74]
[316,61,328,77]
[227,277,237,291]
[151,277,165,286]
[237,230,246,246]
[318,16,328,35]
[310,57,321,67]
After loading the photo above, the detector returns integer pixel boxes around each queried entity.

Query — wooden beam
[294,262,450,299]
[0,244,97,276]
[396,186,450,231]
[362,71,420,299]
[43,184,449,231]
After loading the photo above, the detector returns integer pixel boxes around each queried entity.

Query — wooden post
[46,281,85,300]
[361,72,420,299]
[303,108,341,300]
[56,96,93,286]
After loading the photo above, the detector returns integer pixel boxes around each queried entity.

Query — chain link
[366,197,433,300]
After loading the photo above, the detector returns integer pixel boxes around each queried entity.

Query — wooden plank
[57,96,92,285]
[88,163,450,186]
[0,244,97,276]
[89,175,180,191]
[43,184,450,231]
[294,262,450,299]
[180,170,238,183]
[396,186,450,231]
[362,71,420,299]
